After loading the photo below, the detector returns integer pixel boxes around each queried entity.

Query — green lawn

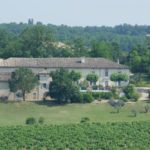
[0,101,150,126]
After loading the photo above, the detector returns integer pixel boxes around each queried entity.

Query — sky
[0,0,150,26]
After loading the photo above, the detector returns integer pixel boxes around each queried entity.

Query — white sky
[0,0,149,26]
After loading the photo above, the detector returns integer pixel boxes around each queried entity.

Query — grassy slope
[0,101,149,126]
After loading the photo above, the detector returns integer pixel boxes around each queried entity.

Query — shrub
[99,92,113,99]
[38,117,45,124]
[70,88,81,103]
[92,92,100,100]
[26,117,36,125]
[82,92,94,103]
[92,92,113,100]
[123,84,140,101]
[80,117,90,123]
[120,96,128,102]
[108,99,125,113]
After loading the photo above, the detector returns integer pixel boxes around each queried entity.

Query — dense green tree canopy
[86,73,98,85]
[49,68,80,103]
[110,72,129,86]
[9,68,39,101]
[20,25,54,57]
[69,70,81,82]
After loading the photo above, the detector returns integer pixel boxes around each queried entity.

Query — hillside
[0,23,149,50]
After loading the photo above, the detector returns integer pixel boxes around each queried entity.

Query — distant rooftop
[0,57,129,69]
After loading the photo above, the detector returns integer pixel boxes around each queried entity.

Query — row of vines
[0,122,149,150]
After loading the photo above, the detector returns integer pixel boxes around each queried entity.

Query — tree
[110,72,128,87]
[73,38,88,56]
[86,73,98,85]
[70,70,81,83]
[49,68,80,103]
[123,84,139,101]
[108,99,125,113]
[20,25,54,57]
[91,41,112,59]
[9,68,39,101]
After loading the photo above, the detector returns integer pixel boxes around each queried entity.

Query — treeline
[0,23,150,73]
[0,23,149,50]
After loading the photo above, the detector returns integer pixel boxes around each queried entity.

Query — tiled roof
[0,57,129,69]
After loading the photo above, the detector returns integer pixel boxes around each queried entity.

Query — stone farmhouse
[0,57,129,101]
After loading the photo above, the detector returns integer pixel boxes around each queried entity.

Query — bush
[92,92,101,100]
[26,117,36,125]
[38,117,45,124]
[108,99,125,113]
[70,87,82,103]
[82,92,94,103]
[120,96,128,102]
[123,84,140,101]
[80,117,90,123]
[92,92,113,100]
[99,92,113,99]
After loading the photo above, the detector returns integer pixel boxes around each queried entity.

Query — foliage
[69,70,81,82]
[82,92,94,103]
[79,80,88,90]
[110,72,128,86]
[0,23,150,74]
[25,117,36,125]
[100,92,113,99]
[49,68,80,103]
[123,84,140,101]
[19,25,54,57]
[86,73,98,85]
[0,122,149,149]
[80,117,90,123]
[8,68,39,101]
[119,96,128,102]
[92,92,113,100]
[130,73,150,87]
[92,92,101,100]
[108,99,125,113]
[38,117,45,124]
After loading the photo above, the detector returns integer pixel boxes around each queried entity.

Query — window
[105,69,108,77]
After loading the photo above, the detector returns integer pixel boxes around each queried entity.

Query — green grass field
[0,101,150,126]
